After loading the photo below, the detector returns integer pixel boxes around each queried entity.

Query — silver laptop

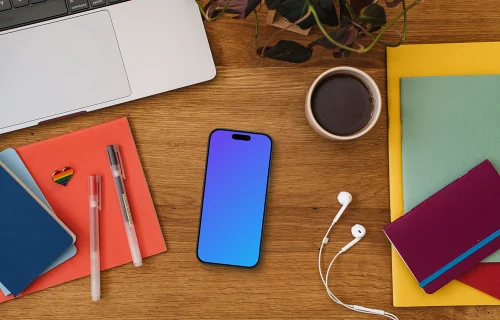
[0,0,215,134]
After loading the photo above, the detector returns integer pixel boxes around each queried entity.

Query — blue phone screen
[197,129,272,267]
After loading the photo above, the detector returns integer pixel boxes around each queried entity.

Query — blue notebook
[0,161,75,297]
[0,149,77,296]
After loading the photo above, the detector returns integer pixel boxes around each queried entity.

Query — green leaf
[308,25,357,50]
[242,0,262,17]
[386,0,402,8]
[207,0,262,19]
[265,0,284,10]
[313,0,339,27]
[350,0,375,16]
[358,3,386,25]
[257,40,313,63]
[339,0,350,26]
[277,0,338,30]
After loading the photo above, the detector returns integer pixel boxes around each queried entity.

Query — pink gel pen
[89,175,102,302]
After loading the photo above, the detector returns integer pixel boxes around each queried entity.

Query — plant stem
[363,0,418,52]
[307,0,419,53]
[308,3,359,52]
[351,20,402,48]
[395,0,408,46]
[254,9,259,45]
[197,0,231,22]
[256,1,262,12]
[260,9,312,57]
[343,1,356,21]
[359,0,408,47]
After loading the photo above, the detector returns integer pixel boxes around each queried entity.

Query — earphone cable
[319,222,399,320]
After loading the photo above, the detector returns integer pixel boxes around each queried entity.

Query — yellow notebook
[387,42,500,307]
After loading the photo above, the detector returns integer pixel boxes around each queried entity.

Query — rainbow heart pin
[52,167,74,186]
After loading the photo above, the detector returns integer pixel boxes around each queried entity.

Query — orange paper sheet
[0,117,166,302]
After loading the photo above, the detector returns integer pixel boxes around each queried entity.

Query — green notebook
[401,75,500,263]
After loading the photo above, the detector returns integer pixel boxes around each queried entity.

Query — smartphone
[197,129,273,268]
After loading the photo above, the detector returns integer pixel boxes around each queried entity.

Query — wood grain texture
[1,2,500,319]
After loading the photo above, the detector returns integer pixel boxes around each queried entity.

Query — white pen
[89,175,102,301]
[106,145,143,267]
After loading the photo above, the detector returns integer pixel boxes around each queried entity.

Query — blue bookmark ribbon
[419,228,500,288]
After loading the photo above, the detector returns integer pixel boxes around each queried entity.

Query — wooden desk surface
[1,2,499,319]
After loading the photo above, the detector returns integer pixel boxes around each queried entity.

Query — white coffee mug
[305,67,382,141]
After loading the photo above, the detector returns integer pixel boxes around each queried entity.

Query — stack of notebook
[0,118,167,303]
[385,160,500,294]
[0,151,76,297]
[387,42,500,306]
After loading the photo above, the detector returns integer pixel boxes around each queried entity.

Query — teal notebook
[401,75,500,263]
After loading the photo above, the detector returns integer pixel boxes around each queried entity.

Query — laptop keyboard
[0,0,128,32]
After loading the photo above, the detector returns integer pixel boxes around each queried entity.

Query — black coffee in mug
[311,74,374,136]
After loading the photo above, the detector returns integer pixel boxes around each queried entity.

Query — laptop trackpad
[0,11,131,130]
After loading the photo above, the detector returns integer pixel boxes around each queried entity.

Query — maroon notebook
[384,160,500,294]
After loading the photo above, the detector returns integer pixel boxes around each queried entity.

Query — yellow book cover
[387,42,500,307]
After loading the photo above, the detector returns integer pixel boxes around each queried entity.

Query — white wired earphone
[318,192,399,320]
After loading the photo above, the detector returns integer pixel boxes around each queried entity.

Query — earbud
[332,192,352,223]
[341,224,366,253]
[319,193,398,320]
[337,191,352,206]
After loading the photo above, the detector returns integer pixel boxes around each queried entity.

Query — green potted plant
[197,0,420,63]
